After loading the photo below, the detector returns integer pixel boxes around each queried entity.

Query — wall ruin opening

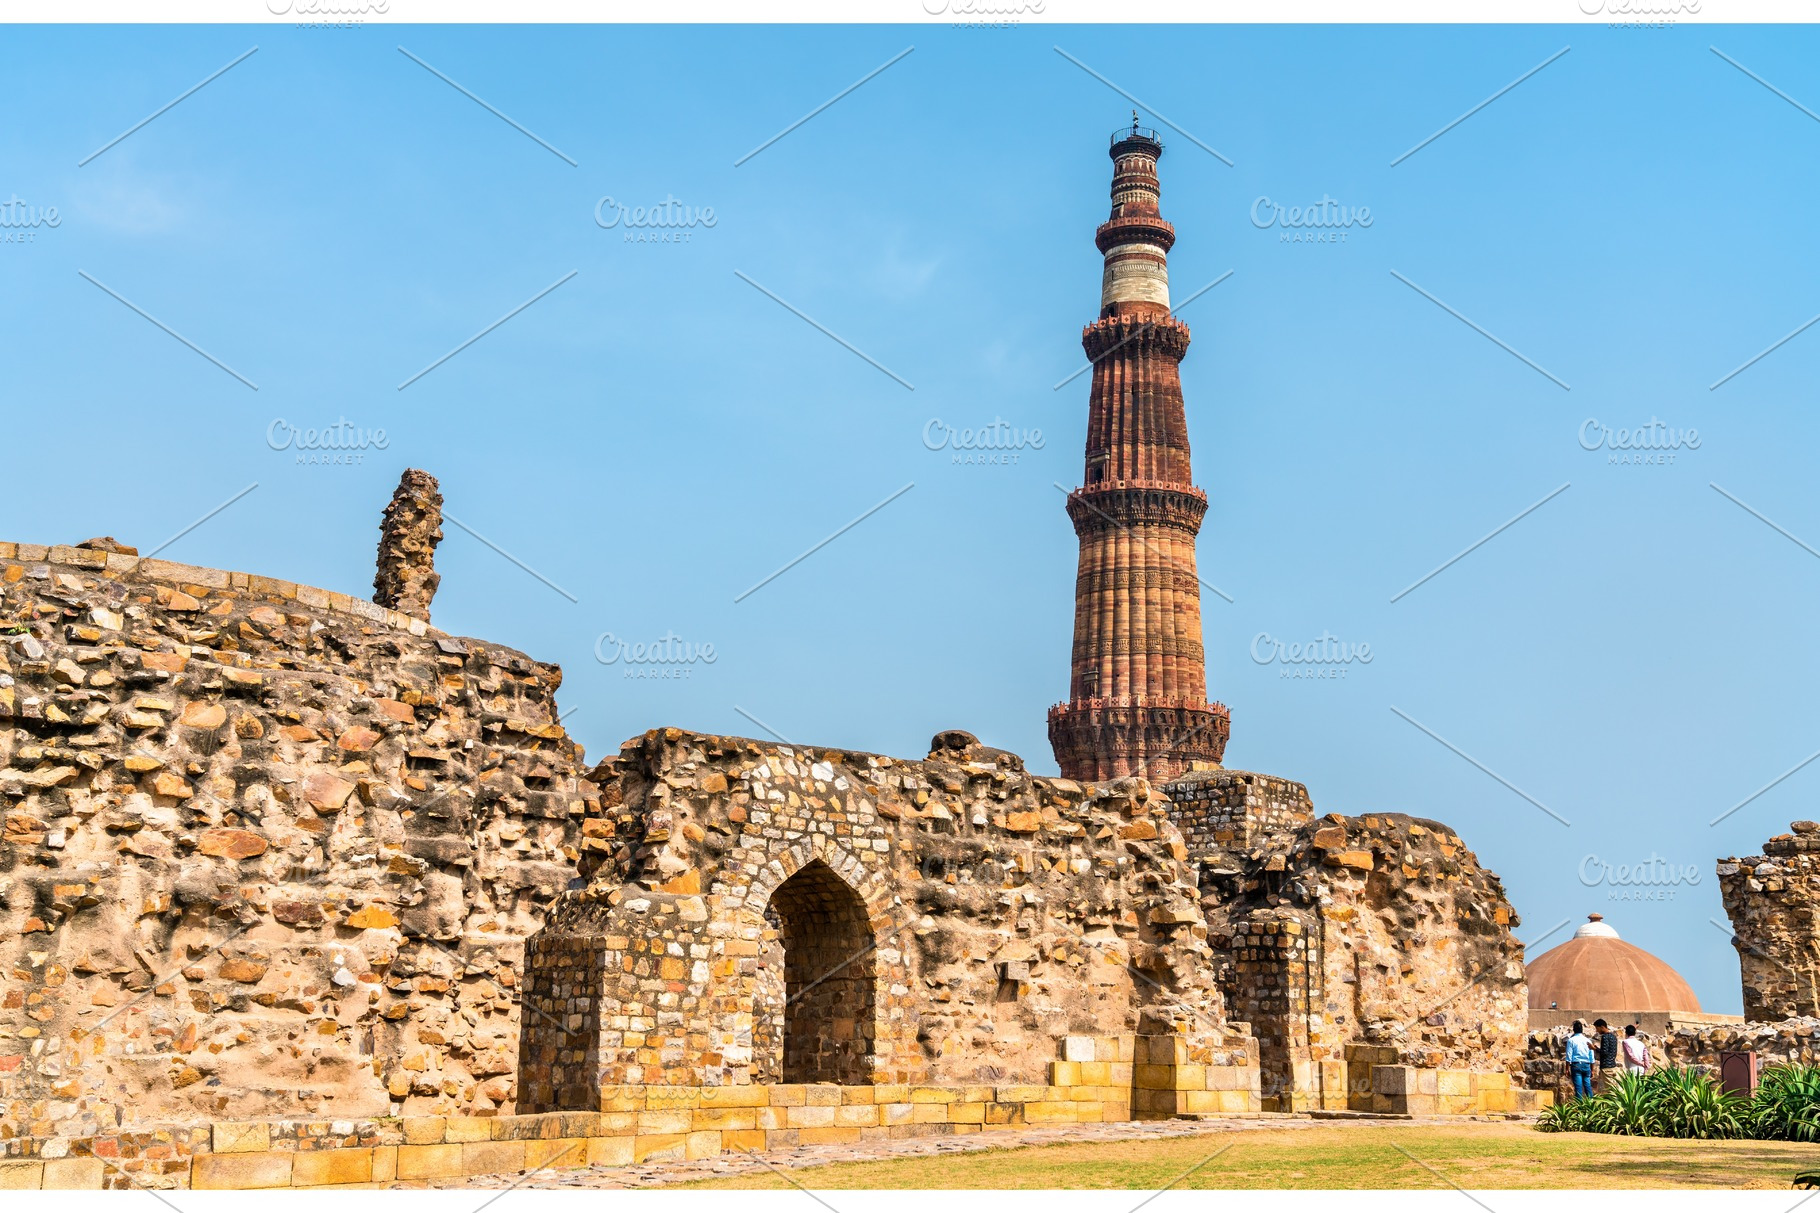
[763,859,877,1084]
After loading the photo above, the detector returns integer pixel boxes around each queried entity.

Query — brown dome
[1527,915,1702,1013]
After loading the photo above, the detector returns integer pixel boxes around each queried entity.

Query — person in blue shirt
[1564,1021,1596,1100]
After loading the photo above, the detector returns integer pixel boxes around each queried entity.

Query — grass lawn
[675,1123,1819,1190]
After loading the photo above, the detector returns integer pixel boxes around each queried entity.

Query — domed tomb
[1527,914,1701,1014]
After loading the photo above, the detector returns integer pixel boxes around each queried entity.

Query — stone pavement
[425,1114,1534,1190]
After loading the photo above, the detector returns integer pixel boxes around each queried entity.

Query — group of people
[1563,1018,1652,1098]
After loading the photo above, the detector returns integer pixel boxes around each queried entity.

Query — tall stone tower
[1048,120,1229,784]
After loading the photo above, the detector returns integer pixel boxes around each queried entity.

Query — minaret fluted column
[1047,121,1229,784]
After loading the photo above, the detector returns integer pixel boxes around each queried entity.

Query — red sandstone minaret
[1047,118,1229,784]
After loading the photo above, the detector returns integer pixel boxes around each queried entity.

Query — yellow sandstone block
[786,1104,836,1128]
[1078,1062,1111,1085]
[395,1144,465,1180]
[796,1127,863,1145]
[840,1087,877,1105]
[634,1134,687,1164]
[443,1117,493,1143]
[768,1085,807,1107]
[213,1121,272,1154]
[402,1117,448,1146]
[949,1102,986,1123]
[372,1147,397,1183]
[685,1131,724,1160]
[909,1103,950,1124]
[456,1142,527,1180]
[291,1148,375,1187]
[1133,1064,1175,1091]
[524,1138,587,1172]
[1049,1061,1081,1086]
[194,1151,296,1189]
[638,1109,695,1136]
[910,1086,957,1104]
[805,1085,842,1106]
[983,1103,1023,1125]
[724,1129,767,1152]
[0,1162,44,1190]
[1023,1101,1079,1123]
[600,1089,643,1113]
[693,1107,758,1131]
[587,1137,635,1167]
[874,1084,911,1103]
[881,1102,914,1125]
[700,1086,771,1108]
[834,1104,881,1128]
[41,1159,105,1190]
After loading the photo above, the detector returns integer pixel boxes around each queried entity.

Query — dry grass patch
[675,1123,1815,1190]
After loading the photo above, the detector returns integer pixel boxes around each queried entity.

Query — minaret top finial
[1131,108,1140,133]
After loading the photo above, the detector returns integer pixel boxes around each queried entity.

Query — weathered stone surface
[1718,820,1820,1020]
[373,468,444,623]
[0,536,600,1141]
[198,828,269,860]
[518,729,1228,1112]
[1176,782,1529,1113]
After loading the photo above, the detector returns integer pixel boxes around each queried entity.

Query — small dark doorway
[759,859,877,1084]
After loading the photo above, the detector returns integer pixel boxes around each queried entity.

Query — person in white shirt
[1621,1024,1651,1074]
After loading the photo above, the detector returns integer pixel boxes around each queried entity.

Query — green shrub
[1533,1066,1746,1139]
[1650,1066,1747,1139]
[1750,1063,1820,1141]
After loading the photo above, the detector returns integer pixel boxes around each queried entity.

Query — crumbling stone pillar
[374,468,444,621]
[1718,820,1820,1020]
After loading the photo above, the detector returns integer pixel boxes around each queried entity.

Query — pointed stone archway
[753,857,878,1084]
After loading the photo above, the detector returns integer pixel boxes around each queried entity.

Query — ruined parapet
[373,468,444,621]
[1163,768,1313,861]
[0,539,596,1140]
[1717,820,1820,1021]
[517,729,1229,1111]
[1205,812,1531,1112]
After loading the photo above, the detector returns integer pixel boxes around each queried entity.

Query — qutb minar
[1048,118,1230,783]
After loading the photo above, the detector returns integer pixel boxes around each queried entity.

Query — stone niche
[516,728,1230,1112]
[0,540,599,1140]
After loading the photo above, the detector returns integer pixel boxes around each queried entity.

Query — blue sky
[5,22,1820,1013]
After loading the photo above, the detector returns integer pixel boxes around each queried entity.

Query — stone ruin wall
[1167,778,1529,1112]
[517,729,1233,1113]
[1718,819,1820,1022]
[0,539,601,1141]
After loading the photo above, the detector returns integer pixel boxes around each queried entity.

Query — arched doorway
[756,858,877,1084]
